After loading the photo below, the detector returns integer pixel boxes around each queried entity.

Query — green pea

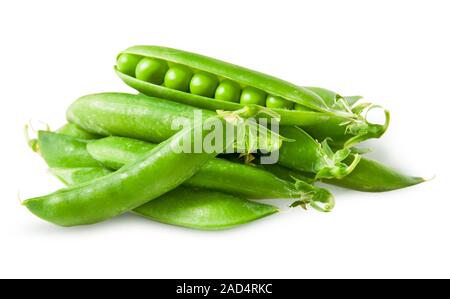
[294,103,315,111]
[189,72,219,97]
[240,87,266,106]
[116,54,141,77]
[215,80,241,102]
[135,58,168,85]
[266,95,294,109]
[164,65,193,92]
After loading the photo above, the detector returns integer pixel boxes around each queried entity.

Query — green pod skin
[56,123,101,140]
[323,156,425,192]
[67,93,216,143]
[36,130,333,205]
[37,131,102,168]
[115,46,389,145]
[86,136,333,201]
[24,118,232,227]
[50,167,113,185]
[49,168,277,230]
[259,155,424,192]
[67,93,357,180]
[301,87,390,147]
[35,132,334,210]
[134,187,278,230]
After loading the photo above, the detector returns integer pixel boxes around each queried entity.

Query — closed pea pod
[43,131,421,194]
[65,94,418,192]
[47,166,277,230]
[24,113,246,226]
[31,133,313,229]
[259,155,425,192]
[323,156,425,192]
[37,131,102,168]
[35,131,334,209]
[278,126,360,179]
[134,187,278,230]
[56,123,101,140]
[50,167,113,185]
[67,93,359,180]
[86,136,333,207]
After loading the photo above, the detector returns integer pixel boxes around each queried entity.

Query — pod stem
[24,120,51,153]
[314,139,361,180]
[290,179,335,213]
[342,104,391,148]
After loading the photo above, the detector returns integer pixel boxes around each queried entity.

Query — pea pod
[278,126,360,179]
[115,46,389,146]
[67,93,358,179]
[48,168,278,230]
[56,123,101,140]
[50,167,112,185]
[36,131,334,210]
[37,131,102,168]
[323,156,425,192]
[299,88,390,147]
[135,187,278,230]
[259,155,424,192]
[24,113,244,226]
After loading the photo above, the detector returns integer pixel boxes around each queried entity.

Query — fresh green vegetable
[24,115,240,226]
[135,57,168,84]
[67,92,358,179]
[116,53,140,77]
[266,95,294,110]
[36,132,334,209]
[135,187,278,230]
[190,72,219,97]
[259,156,424,192]
[240,87,266,106]
[50,167,112,185]
[115,45,389,146]
[278,126,360,179]
[164,64,193,91]
[37,131,102,168]
[323,156,425,192]
[215,79,241,102]
[49,167,278,230]
[56,123,100,140]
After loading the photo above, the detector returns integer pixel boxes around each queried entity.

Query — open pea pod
[115,46,389,146]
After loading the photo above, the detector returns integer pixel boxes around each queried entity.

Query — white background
[0,0,448,278]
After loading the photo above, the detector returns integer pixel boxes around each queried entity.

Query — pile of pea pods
[24,46,424,229]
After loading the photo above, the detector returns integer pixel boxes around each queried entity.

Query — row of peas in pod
[117,53,310,110]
